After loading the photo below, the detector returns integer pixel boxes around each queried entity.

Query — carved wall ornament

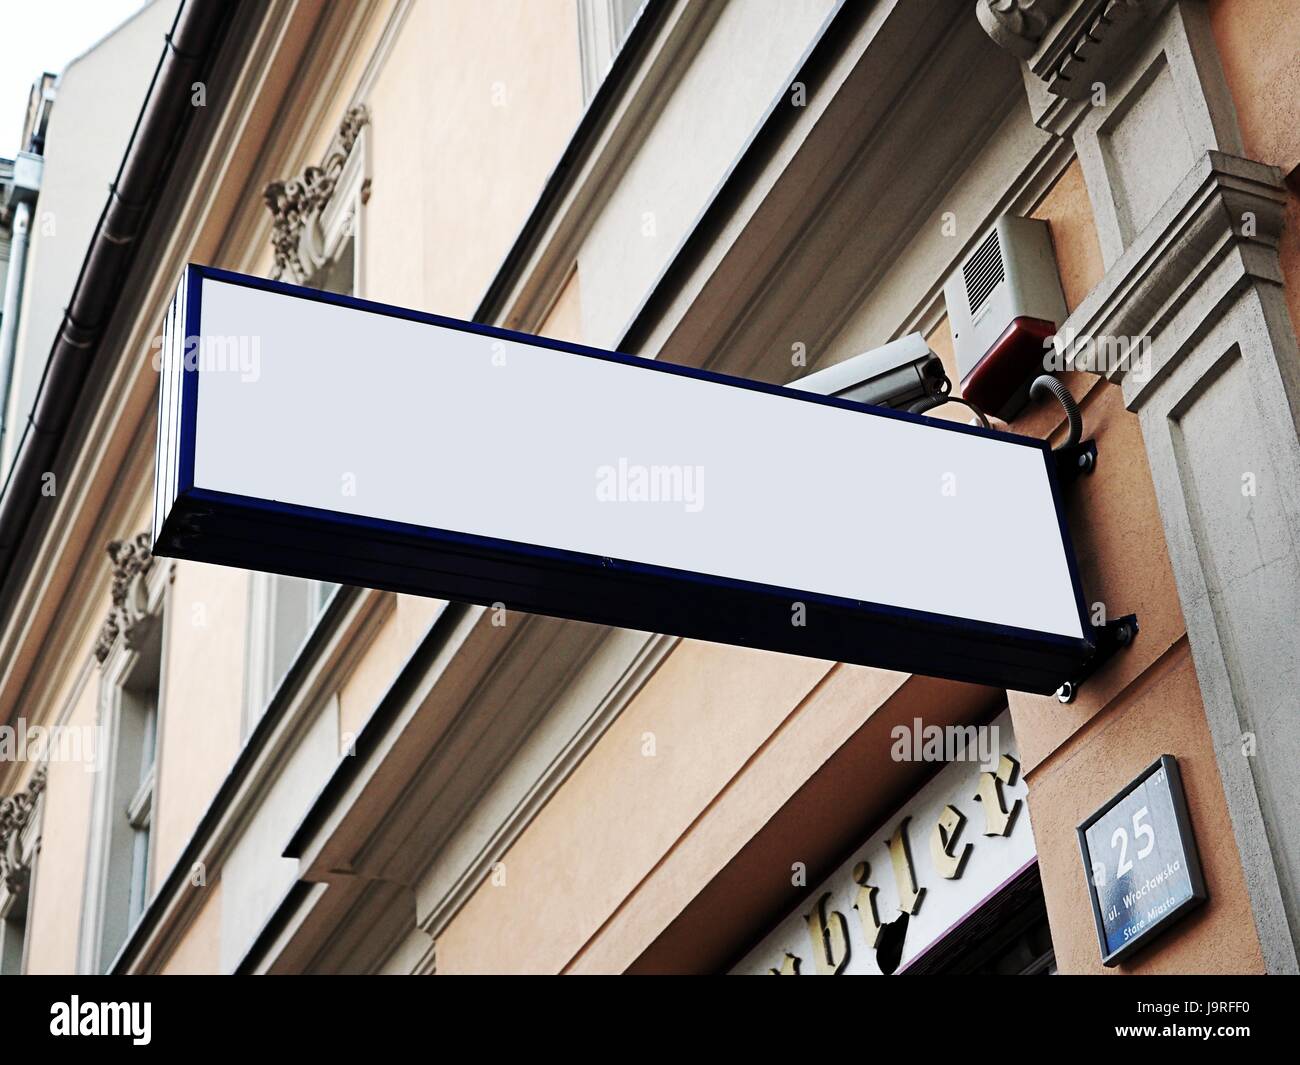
[976,0,1072,58]
[94,532,155,665]
[263,104,370,283]
[0,765,47,895]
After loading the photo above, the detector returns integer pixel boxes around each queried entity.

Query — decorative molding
[1056,152,1286,395]
[1041,0,1167,99]
[0,766,47,896]
[221,0,405,278]
[263,104,370,283]
[980,0,1172,101]
[94,532,155,665]
[412,934,436,976]
[976,0,1071,59]
[1070,0,1246,265]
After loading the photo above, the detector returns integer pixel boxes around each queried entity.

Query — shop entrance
[904,862,1055,974]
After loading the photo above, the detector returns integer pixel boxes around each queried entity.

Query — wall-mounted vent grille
[962,227,1005,314]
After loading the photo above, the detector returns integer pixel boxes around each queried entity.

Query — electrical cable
[1029,374,1081,451]
[908,388,991,429]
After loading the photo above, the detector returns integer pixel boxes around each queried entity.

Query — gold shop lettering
[774,756,1022,975]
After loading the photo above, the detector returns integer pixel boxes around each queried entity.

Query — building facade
[0,0,1298,975]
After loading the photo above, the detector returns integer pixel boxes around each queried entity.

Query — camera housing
[788,333,951,412]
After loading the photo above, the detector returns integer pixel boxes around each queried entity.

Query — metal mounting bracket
[1053,438,1097,485]
[1055,613,1138,704]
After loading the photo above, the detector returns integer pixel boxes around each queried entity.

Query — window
[81,533,167,973]
[576,0,646,103]
[82,615,163,970]
[93,613,161,969]
[315,231,355,296]
[244,575,337,732]
[0,896,29,975]
[114,625,161,935]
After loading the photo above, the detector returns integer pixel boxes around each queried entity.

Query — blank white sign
[189,276,1083,639]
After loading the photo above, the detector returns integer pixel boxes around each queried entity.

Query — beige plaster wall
[1032,158,1105,313]
[1210,0,1300,174]
[24,669,98,973]
[1031,644,1265,974]
[152,560,249,889]
[364,0,583,318]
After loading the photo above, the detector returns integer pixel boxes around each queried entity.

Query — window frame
[243,576,340,736]
[576,0,647,103]
[78,556,171,975]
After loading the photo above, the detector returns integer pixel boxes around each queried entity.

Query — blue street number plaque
[1078,755,1207,966]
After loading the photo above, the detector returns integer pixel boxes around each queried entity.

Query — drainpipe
[0,0,236,597]
[0,149,42,469]
[0,198,34,465]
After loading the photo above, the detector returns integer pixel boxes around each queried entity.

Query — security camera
[787,333,952,413]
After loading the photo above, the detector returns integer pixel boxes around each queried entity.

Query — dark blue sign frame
[153,264,1098,694]
[1078,755,1207,966]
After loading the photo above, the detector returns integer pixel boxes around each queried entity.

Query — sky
[0,0,149,158]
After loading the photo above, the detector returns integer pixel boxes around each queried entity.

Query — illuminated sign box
[1078,755,1207,966]
[153,265,1095,693]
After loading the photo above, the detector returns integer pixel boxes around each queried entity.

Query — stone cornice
[980,0,1172,100]
[1039,1,1170,98]
[1056,151,1286,395]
